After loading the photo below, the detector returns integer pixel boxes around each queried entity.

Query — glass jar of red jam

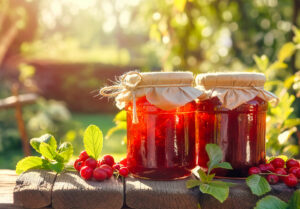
[126,96,197,180]
[100,71,203,180]
[195,73,278,177]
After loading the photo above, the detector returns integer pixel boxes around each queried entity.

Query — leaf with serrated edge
[57,142,73,162]
[246,174,271,196]
[16,156,44,175]
[288,190,300,209]
[186,179,202,189]
[83,125,103,160]
[39,142,57,160]
[200,181,229,203]
[206,144,223,173]
[254,195,288,209]
[30,134,57,153]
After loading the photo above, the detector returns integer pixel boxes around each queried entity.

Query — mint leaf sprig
[186,144,235,203]
[16,134,73,174]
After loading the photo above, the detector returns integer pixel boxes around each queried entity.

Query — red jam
[126,96,197,180]
[196,96,267,177]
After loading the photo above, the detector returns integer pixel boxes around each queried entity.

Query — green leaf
[268,61,287,71]
[206,144,223,173]
[30,134,57,153]
[288,190,300,209]
[186,179,202,189]
[83,125,103,160]
[57,142,73,163]
[200,181,229,203]
[39,142,57,160]
[278,42,295,62]
[16,156,44,175]
[207,173,215,182]
[255,195,288,209]
[174,0,187,12]
[114,110,127,122]
[198,169,208,182]
[214,162,233,170]
[246,174,271,196]
[283,118,300,129]
[48,162,64,173]
[253,55,269,72]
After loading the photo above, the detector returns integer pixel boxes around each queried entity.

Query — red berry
[79,151,89,161]
[85,158,98,169]
[119,157,127,167]
[289,167,300,176]
[248,167,261,175]
[113,163,121,171]
[284,174,298,187]
[93,168,107,181]
[266,174,279,184]
[119,167,129,177]
[296,169,300,179]
[100,164,113,179]
[266,163,275,172]
[80,166,93,180]
[259,163,274,173]
[100,155,115,167]
[274,168,287,181]
[74,159,84,171]
[286,159,300,169]
[270,158,285,169]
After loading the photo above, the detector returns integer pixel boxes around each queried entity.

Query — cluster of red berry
[73,151,129,181]
[248,158,300,187]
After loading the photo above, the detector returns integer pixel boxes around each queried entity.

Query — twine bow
[100,71,142,124]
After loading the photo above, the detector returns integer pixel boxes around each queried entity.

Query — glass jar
[195,72,277,177]
[126,96,197,180]
[196,96,267,177]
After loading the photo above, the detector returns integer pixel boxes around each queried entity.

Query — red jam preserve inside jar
[196,96,267,177]
[126,96,197,180]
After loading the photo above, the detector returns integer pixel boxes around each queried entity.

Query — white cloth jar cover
[195,72,279,110]
[100,71,203,123]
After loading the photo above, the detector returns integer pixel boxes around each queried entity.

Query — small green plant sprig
[186,144,235,203]
[246,174,300,209]
[16,124,104,175]
[16,134,73,174]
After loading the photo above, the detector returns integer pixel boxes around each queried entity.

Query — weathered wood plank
[197,179,299,209]
[13,170,57,209]
[0,93,38,109]
[125,176,200,209]
[52,171,123,209]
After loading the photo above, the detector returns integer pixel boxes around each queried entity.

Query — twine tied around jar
[100,71,203,124]
[100,71,142,123]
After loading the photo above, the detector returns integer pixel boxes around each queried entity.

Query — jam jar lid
[195,72,278,110]
[195,72,266,88]
[100,71,203,123]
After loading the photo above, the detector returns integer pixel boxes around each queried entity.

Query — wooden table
[0,169,298,209]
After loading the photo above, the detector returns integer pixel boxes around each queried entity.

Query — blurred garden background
[1,0,300,169]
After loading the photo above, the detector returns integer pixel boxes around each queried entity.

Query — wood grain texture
[52,171,123,209]
[13,170,57,209]
[198,179,299,209]
[125,176,200,209]
[0,169,53,209]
